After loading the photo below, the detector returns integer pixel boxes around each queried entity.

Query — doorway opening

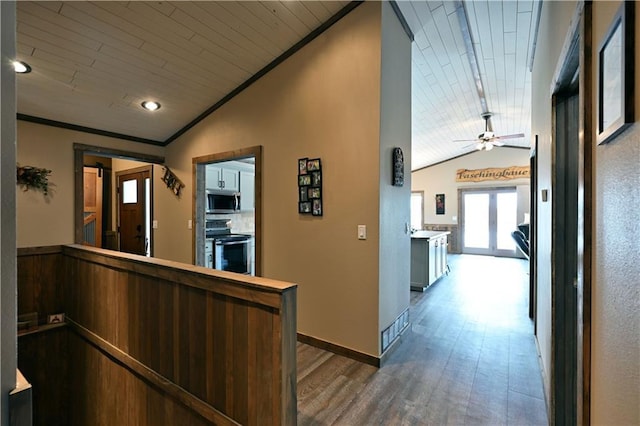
[74,144,164,256]
[192,146,262,276]
[460,187,521,258]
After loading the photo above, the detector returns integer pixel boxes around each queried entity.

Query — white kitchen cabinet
[239,170,255,211]
[410,231,450,291]
[206,165,239,192]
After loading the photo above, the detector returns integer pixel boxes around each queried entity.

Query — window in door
[461,188,518,257]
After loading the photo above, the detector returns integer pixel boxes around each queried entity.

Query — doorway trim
[73,143,165,246]
[192,145,262,276]
[546,2,592,424]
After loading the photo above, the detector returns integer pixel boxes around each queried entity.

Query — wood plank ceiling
[15,1,538,169]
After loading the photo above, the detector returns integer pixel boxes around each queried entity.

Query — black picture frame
[311,171,321,186]
[307,158,321,171]
[308,187,321,199]
[298,158,308,175]
[597,1,634,145]
[299,202,312,213]
[298,174,311,186]
[298,157,323,216]
[312,199,322,216]
[436,193,445,215]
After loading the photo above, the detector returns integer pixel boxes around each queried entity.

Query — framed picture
[312,199,322,216]
[597,1,634,145]
[436,193,445,215]
[308,187,321,199]
[307,158,321,171]
[299,202,312,213]
[311,171,321,186]
[298,158,308,175]
[298,174,311,186]
[299,187,308,202]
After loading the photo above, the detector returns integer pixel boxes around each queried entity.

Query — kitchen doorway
[192,146,262,276]
[460,187,519,257]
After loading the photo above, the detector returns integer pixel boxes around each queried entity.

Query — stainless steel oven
[205,219,251,274]
[214,235,251,274]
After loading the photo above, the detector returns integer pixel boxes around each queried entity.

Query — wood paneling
[17,244,297,425]
[17,326,70,426]
[17,246,64,319]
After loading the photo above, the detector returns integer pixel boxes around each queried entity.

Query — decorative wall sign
[597,1,634,145]
[392,147,404,186]
[161,166,185,197]
[435,194,445,215]
[456,166,530,183]
[298,158,322,216]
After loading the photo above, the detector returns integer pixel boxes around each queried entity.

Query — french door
[461,188,518,257]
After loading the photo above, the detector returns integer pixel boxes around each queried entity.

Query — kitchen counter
[411,230,450,240]
[411,231,450,291]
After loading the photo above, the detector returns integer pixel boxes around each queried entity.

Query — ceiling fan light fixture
[141,100,161,111]
[485,142,494,151]
[476,143,484,151]
[13,61,31,74]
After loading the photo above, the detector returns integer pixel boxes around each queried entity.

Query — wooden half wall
[17,245,297,426]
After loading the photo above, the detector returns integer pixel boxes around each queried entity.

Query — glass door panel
[463,193,490,249]
[497,192,517,251]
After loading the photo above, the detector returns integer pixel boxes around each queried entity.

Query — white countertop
[411,230,451,240]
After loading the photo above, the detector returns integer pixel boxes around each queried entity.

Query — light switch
[358,225,367,240]
[152,220,158,229]
[452,215,457,223]
[187,219,192,229]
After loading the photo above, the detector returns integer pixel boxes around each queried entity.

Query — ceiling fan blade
[494,133,525,140]
[462,143,479,149]
[453,138,479,143]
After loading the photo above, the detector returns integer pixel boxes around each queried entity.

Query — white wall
[591,2,640,423]
[16,121,164,247]
[1,2,17,423]
[378,1,412,345]
[412,147,531,226]
[530,0,577,402]
[161,3,387,356]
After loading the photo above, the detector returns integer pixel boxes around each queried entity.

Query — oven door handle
[215,240,249,246]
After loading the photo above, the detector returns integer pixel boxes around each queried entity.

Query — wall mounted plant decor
[161,166,185,197]
[298,157,322,216]
[16,164,53,196]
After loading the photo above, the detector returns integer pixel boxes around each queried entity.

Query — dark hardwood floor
[297,254,548,425]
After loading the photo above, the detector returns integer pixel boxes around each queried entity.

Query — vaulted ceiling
[15,1,538,169]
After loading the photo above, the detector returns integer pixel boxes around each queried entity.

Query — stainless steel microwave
[206,189,240,214]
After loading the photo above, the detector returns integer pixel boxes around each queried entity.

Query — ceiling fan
[454,113,524,151]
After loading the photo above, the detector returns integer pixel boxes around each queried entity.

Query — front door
[461,188,518,257]
[117,168,151,256]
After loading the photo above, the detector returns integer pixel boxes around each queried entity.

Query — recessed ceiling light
[141,101,161,111]
[13,61,31,74]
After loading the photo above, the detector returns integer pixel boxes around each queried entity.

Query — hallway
[297,254,548,425]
